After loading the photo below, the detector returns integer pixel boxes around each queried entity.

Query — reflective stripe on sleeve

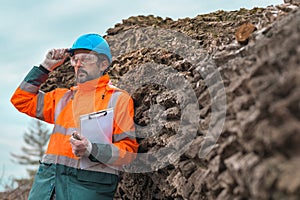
[113,131,136,142]
[106,145,121,164]
[19,81,39,94]
[36,91,45,120]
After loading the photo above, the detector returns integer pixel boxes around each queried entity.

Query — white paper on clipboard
[79,108,114,169]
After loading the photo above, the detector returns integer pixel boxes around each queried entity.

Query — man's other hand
[70,132,92,158]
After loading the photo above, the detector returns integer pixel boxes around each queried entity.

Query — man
[11,33,139,199]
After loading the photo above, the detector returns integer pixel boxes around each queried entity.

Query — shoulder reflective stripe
[114,131,136,142]
[20,81,39,94]
[54,90,73,122]
[107,91,122,109]
[53,124,77,135]
[42,154,118,175]
[36,91,45,120]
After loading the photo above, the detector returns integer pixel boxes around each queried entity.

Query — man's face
[71,50,107,83]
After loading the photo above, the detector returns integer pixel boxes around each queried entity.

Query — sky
[0,0,283,191]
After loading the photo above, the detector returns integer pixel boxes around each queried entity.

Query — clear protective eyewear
[70,53,99,66]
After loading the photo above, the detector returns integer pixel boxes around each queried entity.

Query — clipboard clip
[88,110,107,119]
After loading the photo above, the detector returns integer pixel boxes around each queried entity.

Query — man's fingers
[69,136,77,144]
[70,134,89,157]
[48,49,68,60]
[73,148,84,157]
[70,138,86,150]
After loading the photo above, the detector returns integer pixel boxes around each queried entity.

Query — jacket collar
[71,74,110,92]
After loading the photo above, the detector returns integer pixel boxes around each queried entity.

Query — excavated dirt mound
[2,2,300,200]
[106,4,300,200]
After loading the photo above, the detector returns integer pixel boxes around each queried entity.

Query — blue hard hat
[69,33,112,63]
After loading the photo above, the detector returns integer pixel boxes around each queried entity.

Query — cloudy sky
[0,0,283,190]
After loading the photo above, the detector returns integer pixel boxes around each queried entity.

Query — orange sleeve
[10,66,66,124]
[112,92,139,165]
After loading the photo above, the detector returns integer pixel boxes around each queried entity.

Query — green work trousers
[28,163,118,200]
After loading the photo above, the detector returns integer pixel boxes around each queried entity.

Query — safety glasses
[70,53,98,66]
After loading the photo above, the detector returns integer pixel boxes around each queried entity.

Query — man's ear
[99,59,109,71]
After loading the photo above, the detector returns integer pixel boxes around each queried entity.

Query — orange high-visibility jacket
[11,66,139,175]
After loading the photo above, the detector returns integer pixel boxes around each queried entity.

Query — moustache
[77,68,87,75]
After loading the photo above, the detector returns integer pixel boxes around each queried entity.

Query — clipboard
[79,108,114,169]
[80,108,114,144]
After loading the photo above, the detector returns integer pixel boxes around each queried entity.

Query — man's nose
[74,60,82,70]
